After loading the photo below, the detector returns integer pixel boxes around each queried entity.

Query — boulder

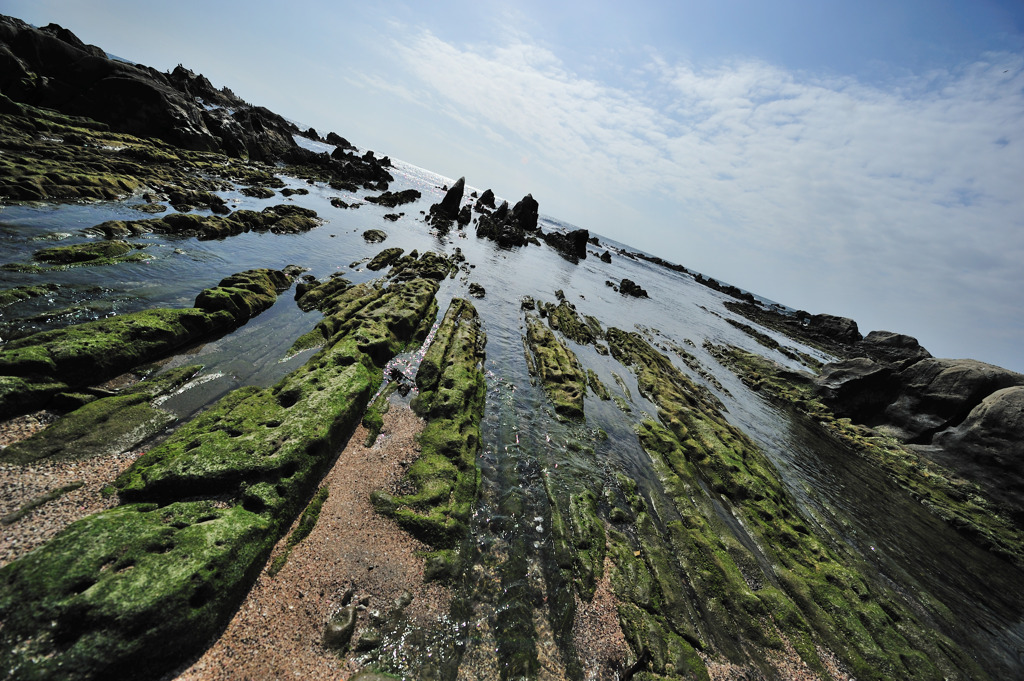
[325,132,353,149]
[620,278,648,298]
[430,176,465,221]
[600,250,612,263]
[475,188,496,210]
[0,16,298,159]
[814,358,898,423]
[541,228,590,264]
[475,199,541,249]
[806,313,862,344]
[882,359,1024,442]
[932,386,1024,523]
[856,330,931,369]
[510,194,539,232]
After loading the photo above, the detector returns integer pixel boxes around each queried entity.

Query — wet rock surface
[0,258,442,681]
[1,14,1022,681]
[0,268,295,419]
[818,356,1024,525]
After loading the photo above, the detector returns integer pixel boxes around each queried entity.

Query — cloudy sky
[7,1,1024,371]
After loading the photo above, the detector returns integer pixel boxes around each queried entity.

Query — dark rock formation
[365,189,420,207]
[933,385,1024,522]
[510,194,539,232]
[0,16,299,159]
[815,358,898,423]
[475,196,544,249]
[856,330,932,369]
[619,278,649,298]
[475,188,496,211]
[600,250,612,263]
[881,359,1024,442]
[286,143,394,190]
[362,229,387,243]
[427,176,465,229]
[816,355,1024,524]
[806,313,862,344]
[541,228,589,264]
[325,132,354,149]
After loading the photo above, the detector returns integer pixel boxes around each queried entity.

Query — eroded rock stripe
[0,254,448,681]
[0,268,295,420]
[373,297,487,572]
[603,327,987,680]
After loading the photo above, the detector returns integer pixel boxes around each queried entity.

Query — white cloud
[384,29,1024,368]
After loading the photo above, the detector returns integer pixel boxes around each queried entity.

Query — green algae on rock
[0,96,280,204]
[0,262,444,681]
[0,268,294,419]
[0,365,202,465]
[85,204,321,240]
[364,189,421,207]
[366,247,406,271]
[540,299,603,347]
[0,283,58,307]
[606,328,989,680]
[724,317,822,370]
[373,298,486,566]
[29,239,150,268]
[707,342,1024,567]
[267,485,330,577]
[524,313,587,420]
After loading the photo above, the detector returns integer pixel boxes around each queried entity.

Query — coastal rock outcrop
[474,188,496,211]
[0,268,294,419]
[0,257,444,681]
[541,228,589,263]
[426,177,465,231]
[817,356,1024,524]
[856,330,932,369]
[933,385,1024,522]
[619,278,649,298]
[475,195,544,249]
[0,16,297,159]
[510,193,539,232]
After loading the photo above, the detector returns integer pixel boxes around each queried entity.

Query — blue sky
[6,1,1024,371]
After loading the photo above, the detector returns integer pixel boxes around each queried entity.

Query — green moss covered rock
[0,265,444,681]
[367,247,405,271]
[0,268,294,420]
[524,313,586,419]
[606,328,988,680]
[0,283,58,307]
[373,298,486,557]
[0,365,201,464]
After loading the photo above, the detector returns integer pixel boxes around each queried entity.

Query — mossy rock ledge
[0,257,446,680]
[523,312,586,420]
[372,297,487,576]
[0,365,202,465]
[602,328,989,680]
[707,343,1024,567]
[0,268,294,420]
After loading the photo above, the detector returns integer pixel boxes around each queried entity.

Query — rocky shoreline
[2,13,1023,681]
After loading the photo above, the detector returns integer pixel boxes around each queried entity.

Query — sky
[6,1,1024,371]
